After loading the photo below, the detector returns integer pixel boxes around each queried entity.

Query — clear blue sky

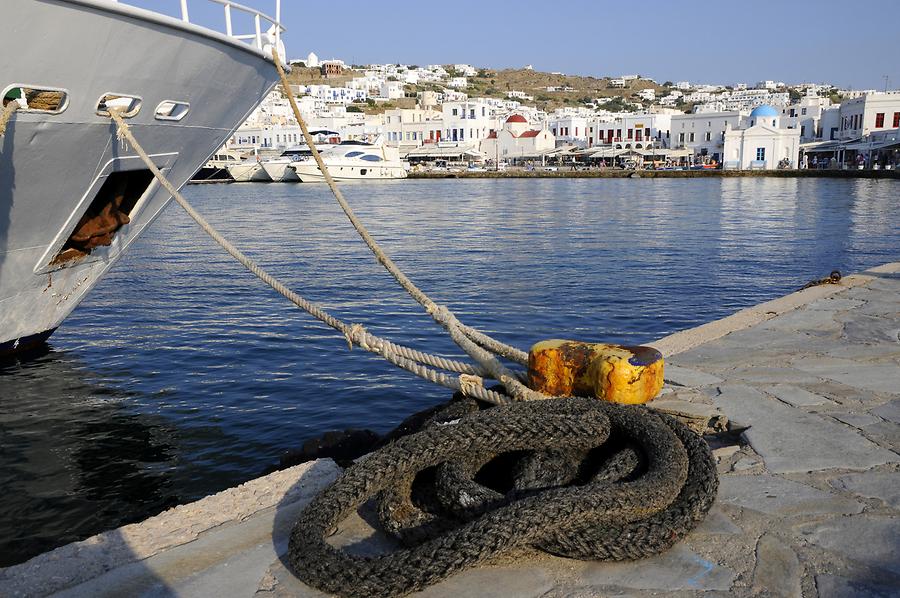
[129,0,899,90]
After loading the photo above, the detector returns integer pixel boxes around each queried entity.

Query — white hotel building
[441,100,497,145]
[587,114,672,149]
[833,91,900,141]
[548,115,590,147]
[669,111,744,161]
[382,108,444,148]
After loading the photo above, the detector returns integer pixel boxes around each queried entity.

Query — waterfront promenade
[2,262,898,597]
[408,168,900,180]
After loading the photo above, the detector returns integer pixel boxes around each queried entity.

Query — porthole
[154,100,190,121]
[2,85,69,114]
[96,93,142,118]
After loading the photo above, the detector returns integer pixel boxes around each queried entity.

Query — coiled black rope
[288,397,718,597]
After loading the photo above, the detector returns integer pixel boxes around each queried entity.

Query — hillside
[287,65,682,115]
[413,68,669,112]
[285,66,364,87]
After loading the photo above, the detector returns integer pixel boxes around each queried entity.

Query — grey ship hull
[0,0,280,355]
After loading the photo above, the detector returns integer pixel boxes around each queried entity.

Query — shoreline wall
[408,169,900,180]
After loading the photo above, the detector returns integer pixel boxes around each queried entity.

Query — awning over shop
[575,146,690,159]
[843,137,900,151]
[405,145,485,161]
[800,140,846,153]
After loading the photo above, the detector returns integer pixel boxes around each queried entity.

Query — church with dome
[479,114,555,161]
[723,105,801,169]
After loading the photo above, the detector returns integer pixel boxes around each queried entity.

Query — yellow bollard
[528,340,664,404]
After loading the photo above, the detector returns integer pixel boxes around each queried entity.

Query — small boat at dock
[227,159,273,182]
[193,150,243,182]
[260,147,314,182]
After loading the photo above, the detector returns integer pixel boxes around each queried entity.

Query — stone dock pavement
[2,262,898,598]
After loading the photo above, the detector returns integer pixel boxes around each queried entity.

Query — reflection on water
[1,177,897,565]
[0,350,180,566]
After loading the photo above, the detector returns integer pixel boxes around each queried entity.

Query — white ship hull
[227,162,272,182]
[0,0,281,354]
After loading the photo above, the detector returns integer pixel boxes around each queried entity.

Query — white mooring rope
[270,50,543,402]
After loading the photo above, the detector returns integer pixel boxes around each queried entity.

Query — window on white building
[705,132,711,141]
[756,147,766,161]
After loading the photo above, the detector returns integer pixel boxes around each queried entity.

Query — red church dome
[505,114,527,123]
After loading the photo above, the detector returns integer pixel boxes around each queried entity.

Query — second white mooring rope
[270,50,542,402]
[107,109,515,405]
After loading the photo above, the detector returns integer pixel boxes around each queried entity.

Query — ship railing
[112,0,284,53]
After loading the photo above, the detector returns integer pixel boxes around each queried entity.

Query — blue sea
[1,177,897,565]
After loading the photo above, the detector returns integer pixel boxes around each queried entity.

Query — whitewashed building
[669,111,744,161]
[382,108,443,148]
[781,93,835,141]
[835,91,900,140]
[480,114,555,160]
[548,115,590,147]
[302,84,368,105]
[442,99,496,145]
[379,81,404,100]
[588,114,672,149]
[723,105,800,169]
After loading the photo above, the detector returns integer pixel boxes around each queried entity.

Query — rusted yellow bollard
[528,340,664,404]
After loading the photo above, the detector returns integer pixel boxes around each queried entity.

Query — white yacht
[0,0,287,356]
[260,147,313,182]
[226,159,272,182]
[290,141,409,182]
[193,149,242,181]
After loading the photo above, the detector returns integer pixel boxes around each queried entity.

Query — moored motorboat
[260,147,315,181]
[226,160,273,182]
[290,140,408,182]
[193,149,242,182]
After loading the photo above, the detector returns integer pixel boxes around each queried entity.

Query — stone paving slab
[790,356,900,395]
[575,545,734,592]
[871,400,900,424]
[815,573,900,598]
[3,261,899,597]
[766,384,834,407]
[752,534,802,598]
[718,474,863,516]
[663,364,724,387]
[829,470,900,509]
[714,384,898,473]
[795,516,900,577]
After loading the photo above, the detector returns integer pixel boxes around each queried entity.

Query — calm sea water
[1,177,897,565]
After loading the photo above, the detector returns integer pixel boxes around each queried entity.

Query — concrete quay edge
[652,261,900,357]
